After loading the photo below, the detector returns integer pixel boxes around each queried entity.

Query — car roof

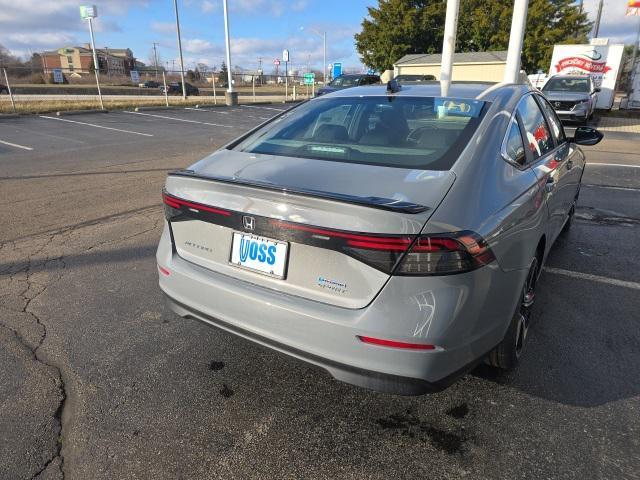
[324,81,530,102]
[550,74,592,79]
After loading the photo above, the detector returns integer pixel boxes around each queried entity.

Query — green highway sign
[80,5,98,20]
[303,73,315,85]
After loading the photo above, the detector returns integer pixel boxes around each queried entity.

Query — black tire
[486,254,539,369]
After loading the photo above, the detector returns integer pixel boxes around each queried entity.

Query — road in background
[1,110,639,479]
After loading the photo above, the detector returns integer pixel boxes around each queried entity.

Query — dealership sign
[548,44,624,109]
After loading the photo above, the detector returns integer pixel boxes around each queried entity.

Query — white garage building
[394,51,508,82]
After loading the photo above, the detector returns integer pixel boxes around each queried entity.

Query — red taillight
[395,231,495,276]
[358,336,436,350]
[158,265,170,276]
[162,193,231,217]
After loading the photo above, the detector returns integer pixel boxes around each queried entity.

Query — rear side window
[504,121,526,166]
[234,96,487,170]
[517,95,553,160]
[536,96,566,144]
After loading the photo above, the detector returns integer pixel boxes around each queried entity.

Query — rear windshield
[234,96,487,170]
[543,78,589,93]
[328,76,360,87]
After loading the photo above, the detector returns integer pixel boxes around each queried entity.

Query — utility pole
[172,0,187,99]
[593,0,604,38]
[503,0,529,84]
[152,42,160,80]
[629,17,640,95]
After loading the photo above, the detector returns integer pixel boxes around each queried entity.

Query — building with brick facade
[41,45,136,76]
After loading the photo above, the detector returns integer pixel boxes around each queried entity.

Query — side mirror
[572,126,603,146]
[594,87,601,93]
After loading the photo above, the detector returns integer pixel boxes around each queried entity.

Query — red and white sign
[548,44,624,109]
[273,59,280,66]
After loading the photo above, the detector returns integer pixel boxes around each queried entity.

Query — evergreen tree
[355,0,591,73]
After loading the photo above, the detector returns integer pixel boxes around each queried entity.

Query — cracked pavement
[1,111,639,479]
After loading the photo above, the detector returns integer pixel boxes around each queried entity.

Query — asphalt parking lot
[1,106,639,479]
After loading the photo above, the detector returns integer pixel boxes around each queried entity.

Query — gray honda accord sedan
[157,81,603,395]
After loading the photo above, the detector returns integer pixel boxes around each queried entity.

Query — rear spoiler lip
[167,169,430,214]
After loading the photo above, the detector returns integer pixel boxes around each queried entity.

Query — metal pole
[440,0,460,97]
[593,0,603,38]
[162,71,169,107]
[628,17,640,95]
[87,18,104,110]
[252,75,255,102]
[285,60,288,100]
[223,0,234,93]
[213,73,217,104]
[323,32,327,85]
[153,42,159,80]
[3,68,16,113]
[172,0,187,99]
[503,0,529,84]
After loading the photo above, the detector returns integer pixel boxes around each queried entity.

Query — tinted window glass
[328,76,359,87]
[505,121,526,165]
[537,96,566,144]
[542,77,590,93]
[234,96,487,170]
[517,95,553,160]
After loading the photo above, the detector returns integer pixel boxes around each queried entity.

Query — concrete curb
[56,109,108,116]
[0,113,21,119]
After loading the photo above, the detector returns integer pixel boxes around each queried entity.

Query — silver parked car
[541,75,600,124]
[157,82,603,395]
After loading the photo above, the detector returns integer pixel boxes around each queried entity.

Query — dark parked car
[541,75,599,124]
[315,74,380,97]
[139,80,160,88]
[394,74,437,83]
[161,82,200,96]
[0,84,8,94]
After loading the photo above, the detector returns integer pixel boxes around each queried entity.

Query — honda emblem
[242,216,255,231]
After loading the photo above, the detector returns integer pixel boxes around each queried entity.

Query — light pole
[593,0,604,38]
[152,42,160,80]
[503,0,528,84]
[300,27,327,85]
[440,0,460,97]
[80,6,104,110]
[222,0,237,105]
[172,0,187,99]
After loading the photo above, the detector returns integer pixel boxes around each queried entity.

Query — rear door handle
[545,177,555,193]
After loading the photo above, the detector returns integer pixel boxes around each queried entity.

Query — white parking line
[39,115,153,137]
[241,105,287,112]
[587,163,640,168]
[184,107,229,114]
[124,110,232,128]
[544,267,640,291]
[0,139,33,151]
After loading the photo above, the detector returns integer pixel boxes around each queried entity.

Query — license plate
[229,232,288,279]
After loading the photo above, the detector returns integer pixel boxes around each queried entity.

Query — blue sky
[0,0,373,73]
[1,0,638,74]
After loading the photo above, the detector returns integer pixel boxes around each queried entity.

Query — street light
[172,0,187,99]
[300,26,327,85]
[222,0,237,105]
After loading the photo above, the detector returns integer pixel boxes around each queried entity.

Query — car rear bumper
[157,223,528,394]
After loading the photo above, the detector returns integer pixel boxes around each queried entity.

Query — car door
[537,94,585,216]
[516,94,569,242]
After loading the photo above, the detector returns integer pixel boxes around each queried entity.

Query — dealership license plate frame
[229,232,289,279]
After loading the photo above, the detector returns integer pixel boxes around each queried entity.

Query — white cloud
[201,0,218,13]
[582,0,640,44]
[151,21,176,34]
